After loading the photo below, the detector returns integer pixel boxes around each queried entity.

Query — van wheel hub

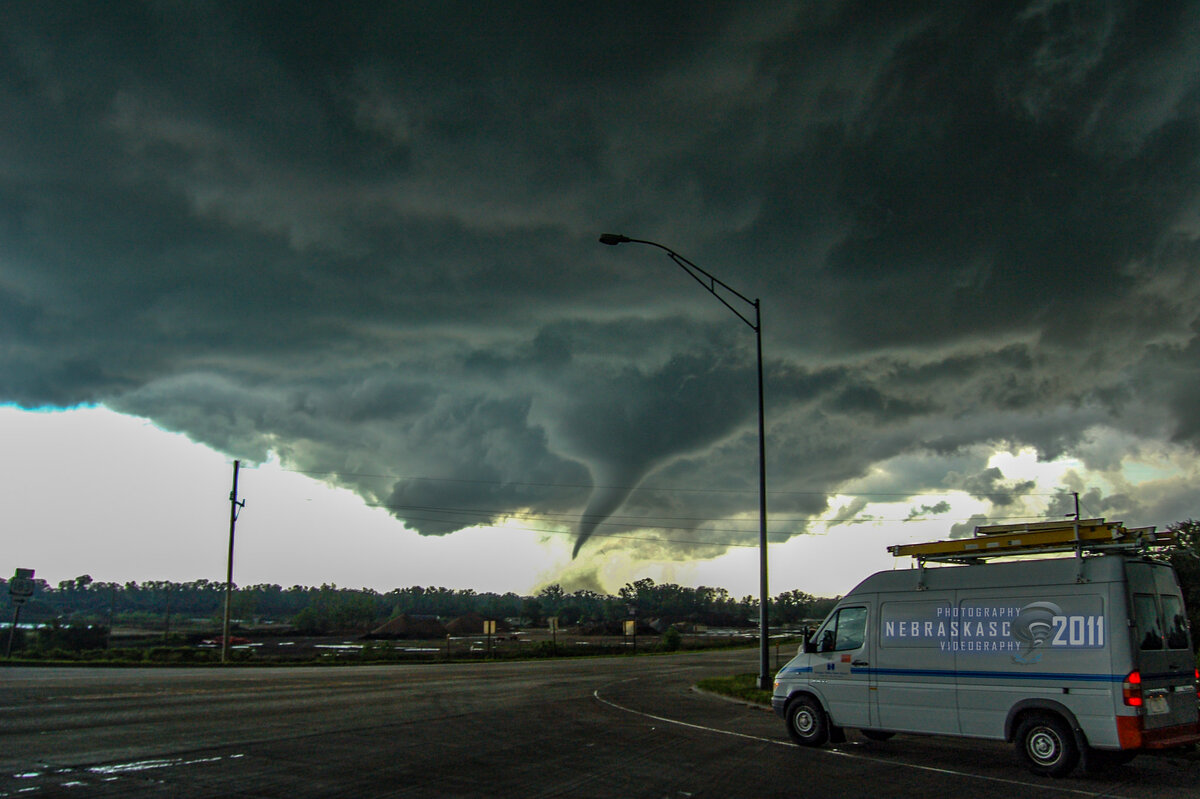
[1015,713,1079,776]
[1028,729,1062,763]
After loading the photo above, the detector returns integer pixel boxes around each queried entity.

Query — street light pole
[599,234,772,690]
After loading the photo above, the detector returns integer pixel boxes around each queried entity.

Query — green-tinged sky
[2,2,1198,596]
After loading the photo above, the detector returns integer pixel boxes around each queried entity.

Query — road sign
[8,569,34,605]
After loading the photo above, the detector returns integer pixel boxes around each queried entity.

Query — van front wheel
[786,696,829,747]
[1015,713,1079,777]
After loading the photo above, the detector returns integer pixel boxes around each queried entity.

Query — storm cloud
[2,1,1198,570]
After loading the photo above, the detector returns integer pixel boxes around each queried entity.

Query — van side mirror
[799,626,814,653]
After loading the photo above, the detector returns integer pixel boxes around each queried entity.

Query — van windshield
[815,606,867,652]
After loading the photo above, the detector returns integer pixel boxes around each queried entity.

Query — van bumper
[771,696,788,718]
[1117,717,1200,750]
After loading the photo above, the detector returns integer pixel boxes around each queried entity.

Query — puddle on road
[87,753,241,775]
[3,753,244,795]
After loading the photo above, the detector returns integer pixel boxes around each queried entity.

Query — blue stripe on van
[854,667,1122,682]
[781,666,814,674]
[781,666,1192,682]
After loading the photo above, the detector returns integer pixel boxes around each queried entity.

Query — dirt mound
[363,614,447,640]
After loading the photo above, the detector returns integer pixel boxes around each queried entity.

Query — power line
[269,466,1065,549]
[409,514,1060,550]
[401,517,766,549]
[366,500,1057,531]
[366,504,1058,550]
[278,467,1062,500]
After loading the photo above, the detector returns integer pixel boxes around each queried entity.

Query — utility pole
[222,460,245,664]
[163,583,172,643]
[107,584,115,649]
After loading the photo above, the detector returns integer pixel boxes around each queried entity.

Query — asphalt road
[2,649,1198,798]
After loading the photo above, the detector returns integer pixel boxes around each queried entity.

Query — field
[4,623,804,667]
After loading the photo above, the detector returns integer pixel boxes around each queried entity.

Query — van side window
[1161,594,1190,650]
[1133,594,1163,650]
[880,601,951,648]
[818,606,867,652]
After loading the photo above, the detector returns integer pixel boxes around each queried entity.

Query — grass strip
[696,673,772,706]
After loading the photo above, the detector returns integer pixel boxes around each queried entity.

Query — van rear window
[1134,594,1164,650]
[1133,593,1190,651]
[1128,562,1191,651]
[1161,594,1189,650]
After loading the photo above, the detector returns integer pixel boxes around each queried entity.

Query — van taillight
[1123,670,1143,707]
[1195,668,1199,700]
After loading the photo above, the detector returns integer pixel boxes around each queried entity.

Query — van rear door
[1126,561,1198,734]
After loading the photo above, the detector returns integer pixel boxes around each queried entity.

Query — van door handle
[852,660,869,667]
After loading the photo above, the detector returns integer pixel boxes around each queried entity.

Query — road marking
[592,682,1131,799]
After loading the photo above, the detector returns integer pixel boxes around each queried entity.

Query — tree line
[0,574,839,635]
[8,518,1196,639]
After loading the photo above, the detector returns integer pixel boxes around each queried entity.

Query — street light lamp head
[598,233,631,246]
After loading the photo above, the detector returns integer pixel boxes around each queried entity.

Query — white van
[772,520,1200,776]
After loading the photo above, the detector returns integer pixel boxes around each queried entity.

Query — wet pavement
[2,651,1198,797]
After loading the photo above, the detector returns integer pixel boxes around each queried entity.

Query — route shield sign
[8,568,35,605]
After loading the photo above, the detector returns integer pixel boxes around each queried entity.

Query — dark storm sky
[2,1,1198,562]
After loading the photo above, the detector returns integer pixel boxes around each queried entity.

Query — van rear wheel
[786,696,829,747]
[1015,713,1079,777]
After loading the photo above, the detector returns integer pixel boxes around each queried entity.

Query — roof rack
[888,518,1174,565]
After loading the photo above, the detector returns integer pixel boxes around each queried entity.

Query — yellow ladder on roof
[888,518,1172,562]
